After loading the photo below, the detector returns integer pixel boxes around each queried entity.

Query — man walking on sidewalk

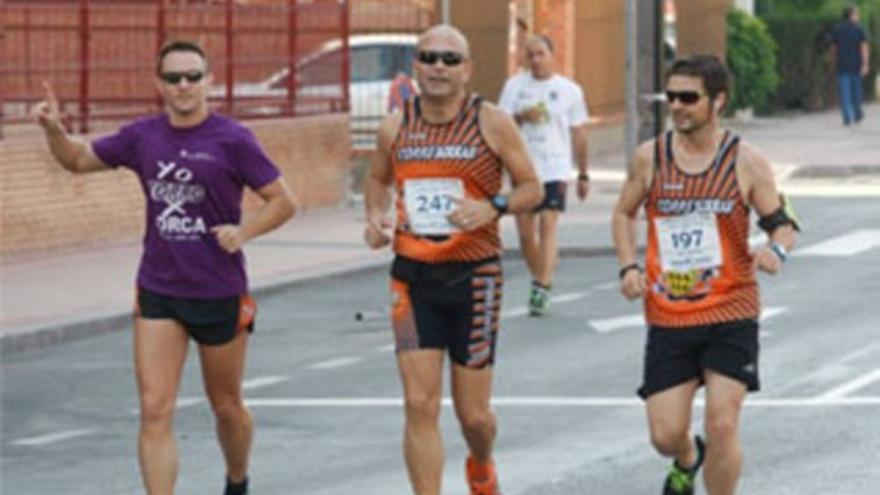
[34,40,296,495]
[611,55,798,495]
[363,24,542,495]
[498,35,590,316]
[831,5,870,126]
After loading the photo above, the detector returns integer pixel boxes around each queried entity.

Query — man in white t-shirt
[498,35,590,316]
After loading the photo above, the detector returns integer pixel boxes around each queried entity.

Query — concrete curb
[0,256,389,357]
[0,246,629,357]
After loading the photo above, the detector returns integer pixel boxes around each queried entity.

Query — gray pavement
[3,195,879,494]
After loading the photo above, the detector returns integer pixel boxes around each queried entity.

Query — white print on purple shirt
[148,160,207,240]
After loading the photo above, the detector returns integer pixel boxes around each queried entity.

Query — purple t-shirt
[92,113,280,298]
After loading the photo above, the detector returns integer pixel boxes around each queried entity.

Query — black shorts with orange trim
[637,318,760,399]
[135,287,256,346]
[389,256,502,368]
[533,180,567,212]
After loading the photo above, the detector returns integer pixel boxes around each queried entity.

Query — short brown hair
[157,40,207,74]
[667,55,731,108]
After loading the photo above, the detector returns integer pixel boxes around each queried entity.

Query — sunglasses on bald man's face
[417,50,466,67]
[665,90,704,105]
[159,71,205,85]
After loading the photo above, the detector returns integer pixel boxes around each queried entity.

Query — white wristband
[770,243,787,263]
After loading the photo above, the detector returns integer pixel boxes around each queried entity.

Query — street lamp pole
[625,0,638,167]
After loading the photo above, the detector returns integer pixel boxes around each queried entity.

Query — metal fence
[0,0,349,137]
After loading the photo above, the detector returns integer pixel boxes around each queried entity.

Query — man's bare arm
[480,103,543,213]
[33,81,108,173]
[363,112,402,248]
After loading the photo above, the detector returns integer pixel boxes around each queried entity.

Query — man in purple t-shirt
[34,40,296,495]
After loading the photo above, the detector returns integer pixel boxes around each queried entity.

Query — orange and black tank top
[390,94,503,264]
[644,131,758,328]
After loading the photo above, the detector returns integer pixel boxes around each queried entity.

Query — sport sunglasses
[665,90,704,105]
[416,50,466,67]
[159,71,205,85]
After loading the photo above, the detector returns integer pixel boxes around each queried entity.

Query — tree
[726,7,779,114]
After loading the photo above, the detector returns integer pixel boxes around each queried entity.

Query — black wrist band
[618,263,641,279]
[577,172,590,181]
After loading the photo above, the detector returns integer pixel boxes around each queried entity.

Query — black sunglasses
[417,50,466,67]
[159,71,205,85]
[665,90,704,105]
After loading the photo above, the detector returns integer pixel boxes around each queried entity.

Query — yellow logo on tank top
[659,267,716,301]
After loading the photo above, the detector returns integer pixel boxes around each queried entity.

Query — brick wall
[675,0,731,60]
[0,113,352,257]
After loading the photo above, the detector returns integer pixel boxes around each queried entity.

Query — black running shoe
[225,476,248,495]
[662,435,706,495]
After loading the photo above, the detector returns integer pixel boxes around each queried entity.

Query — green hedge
[726,8,779,114]
[763,16,833,111]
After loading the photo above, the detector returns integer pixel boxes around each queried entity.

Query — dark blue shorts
[136,287,256,346]
[534,180,567,212]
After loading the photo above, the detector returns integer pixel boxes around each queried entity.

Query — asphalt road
[3,196,879,495]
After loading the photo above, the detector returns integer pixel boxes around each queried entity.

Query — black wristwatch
[577,172,590,182]
[618,262,642,279]
[489,194,509,217]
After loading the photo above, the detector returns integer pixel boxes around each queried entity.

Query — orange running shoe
[466,455,501,495]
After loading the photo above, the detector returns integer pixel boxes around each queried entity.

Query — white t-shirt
[498,73,589,182]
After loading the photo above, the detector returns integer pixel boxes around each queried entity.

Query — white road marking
[502,307,530,318]
[501,291,589,319]
[748,233,768,250]
[375,344,396,353]
[11,429,97,447]
[761,306,787,322]
[130,397,204,415]
[243,396,880,408]
[776,341,880,395]
[129,375,291,414]
[816,368,880,400]
[783,183,880,198]
[592,280,620,291]
[590,306,785,334]
[794,229,880,257]
[772,162,801,182]
[307,357,364,370]
[569,168,626,182]
[552,291,590,304]
[243,375,290,389]
[175,397,203,409]
[589,314,644,334]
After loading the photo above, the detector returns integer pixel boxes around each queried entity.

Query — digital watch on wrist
[489,194,509,217]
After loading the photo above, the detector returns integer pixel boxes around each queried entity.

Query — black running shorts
[136,287,256,346]
[638,318,760,399]
[534,180,567,212]
[390,256,502,368]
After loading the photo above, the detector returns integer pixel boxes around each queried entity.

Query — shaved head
[524,34,554,79]
[419,24,471,58]
[525,35,554,53]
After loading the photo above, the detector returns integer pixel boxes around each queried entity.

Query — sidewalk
[0,184,625,355]
[2,103,878,354]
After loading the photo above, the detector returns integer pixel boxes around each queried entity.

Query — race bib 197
[655,212,723,272]
[403,178,465,235]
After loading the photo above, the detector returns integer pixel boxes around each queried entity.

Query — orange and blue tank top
[644,131,759,328]
[390,94,503,263]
